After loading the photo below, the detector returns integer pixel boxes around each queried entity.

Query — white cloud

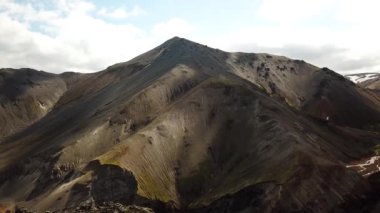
[258,0,334,24]
[200,0,380,74]
[152,18,194,39]
[0,0,379,74]
[336,0,380,26]
[98,5,146,19]
[57,0,95,13]
[206,26,380,74]
[0,0,155,73]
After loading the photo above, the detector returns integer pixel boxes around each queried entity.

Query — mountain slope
[351,73,380,95]
[0,68,91,141]
[346,73,380,84]
[226,54,380,128]
[0,37,379,212]
[0,68,66,140]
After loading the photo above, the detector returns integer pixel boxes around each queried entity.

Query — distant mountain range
[0,37,380,212]
[346,73,380,95]
[346,73,380,84]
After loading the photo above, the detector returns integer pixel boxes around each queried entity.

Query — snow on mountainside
[346,73,380,83]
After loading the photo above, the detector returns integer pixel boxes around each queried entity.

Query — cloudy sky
[0,0,379,74]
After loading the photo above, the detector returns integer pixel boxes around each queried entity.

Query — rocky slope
[0,68,65,140]
[0,37,379,212]
[0,69,91,140]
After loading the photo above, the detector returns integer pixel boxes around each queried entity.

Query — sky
[0,0,379,74]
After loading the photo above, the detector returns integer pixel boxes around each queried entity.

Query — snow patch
[346,73,379,83]
[346,156,380,168]
[346,155,380,177]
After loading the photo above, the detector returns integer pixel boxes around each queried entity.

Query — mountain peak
[168,36,183,41]
[160,36,203,49]
[166,36,189,43]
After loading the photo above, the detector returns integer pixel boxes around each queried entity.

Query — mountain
[0,37,379,212]
[346,73,380,93]
[346,73,380,84]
